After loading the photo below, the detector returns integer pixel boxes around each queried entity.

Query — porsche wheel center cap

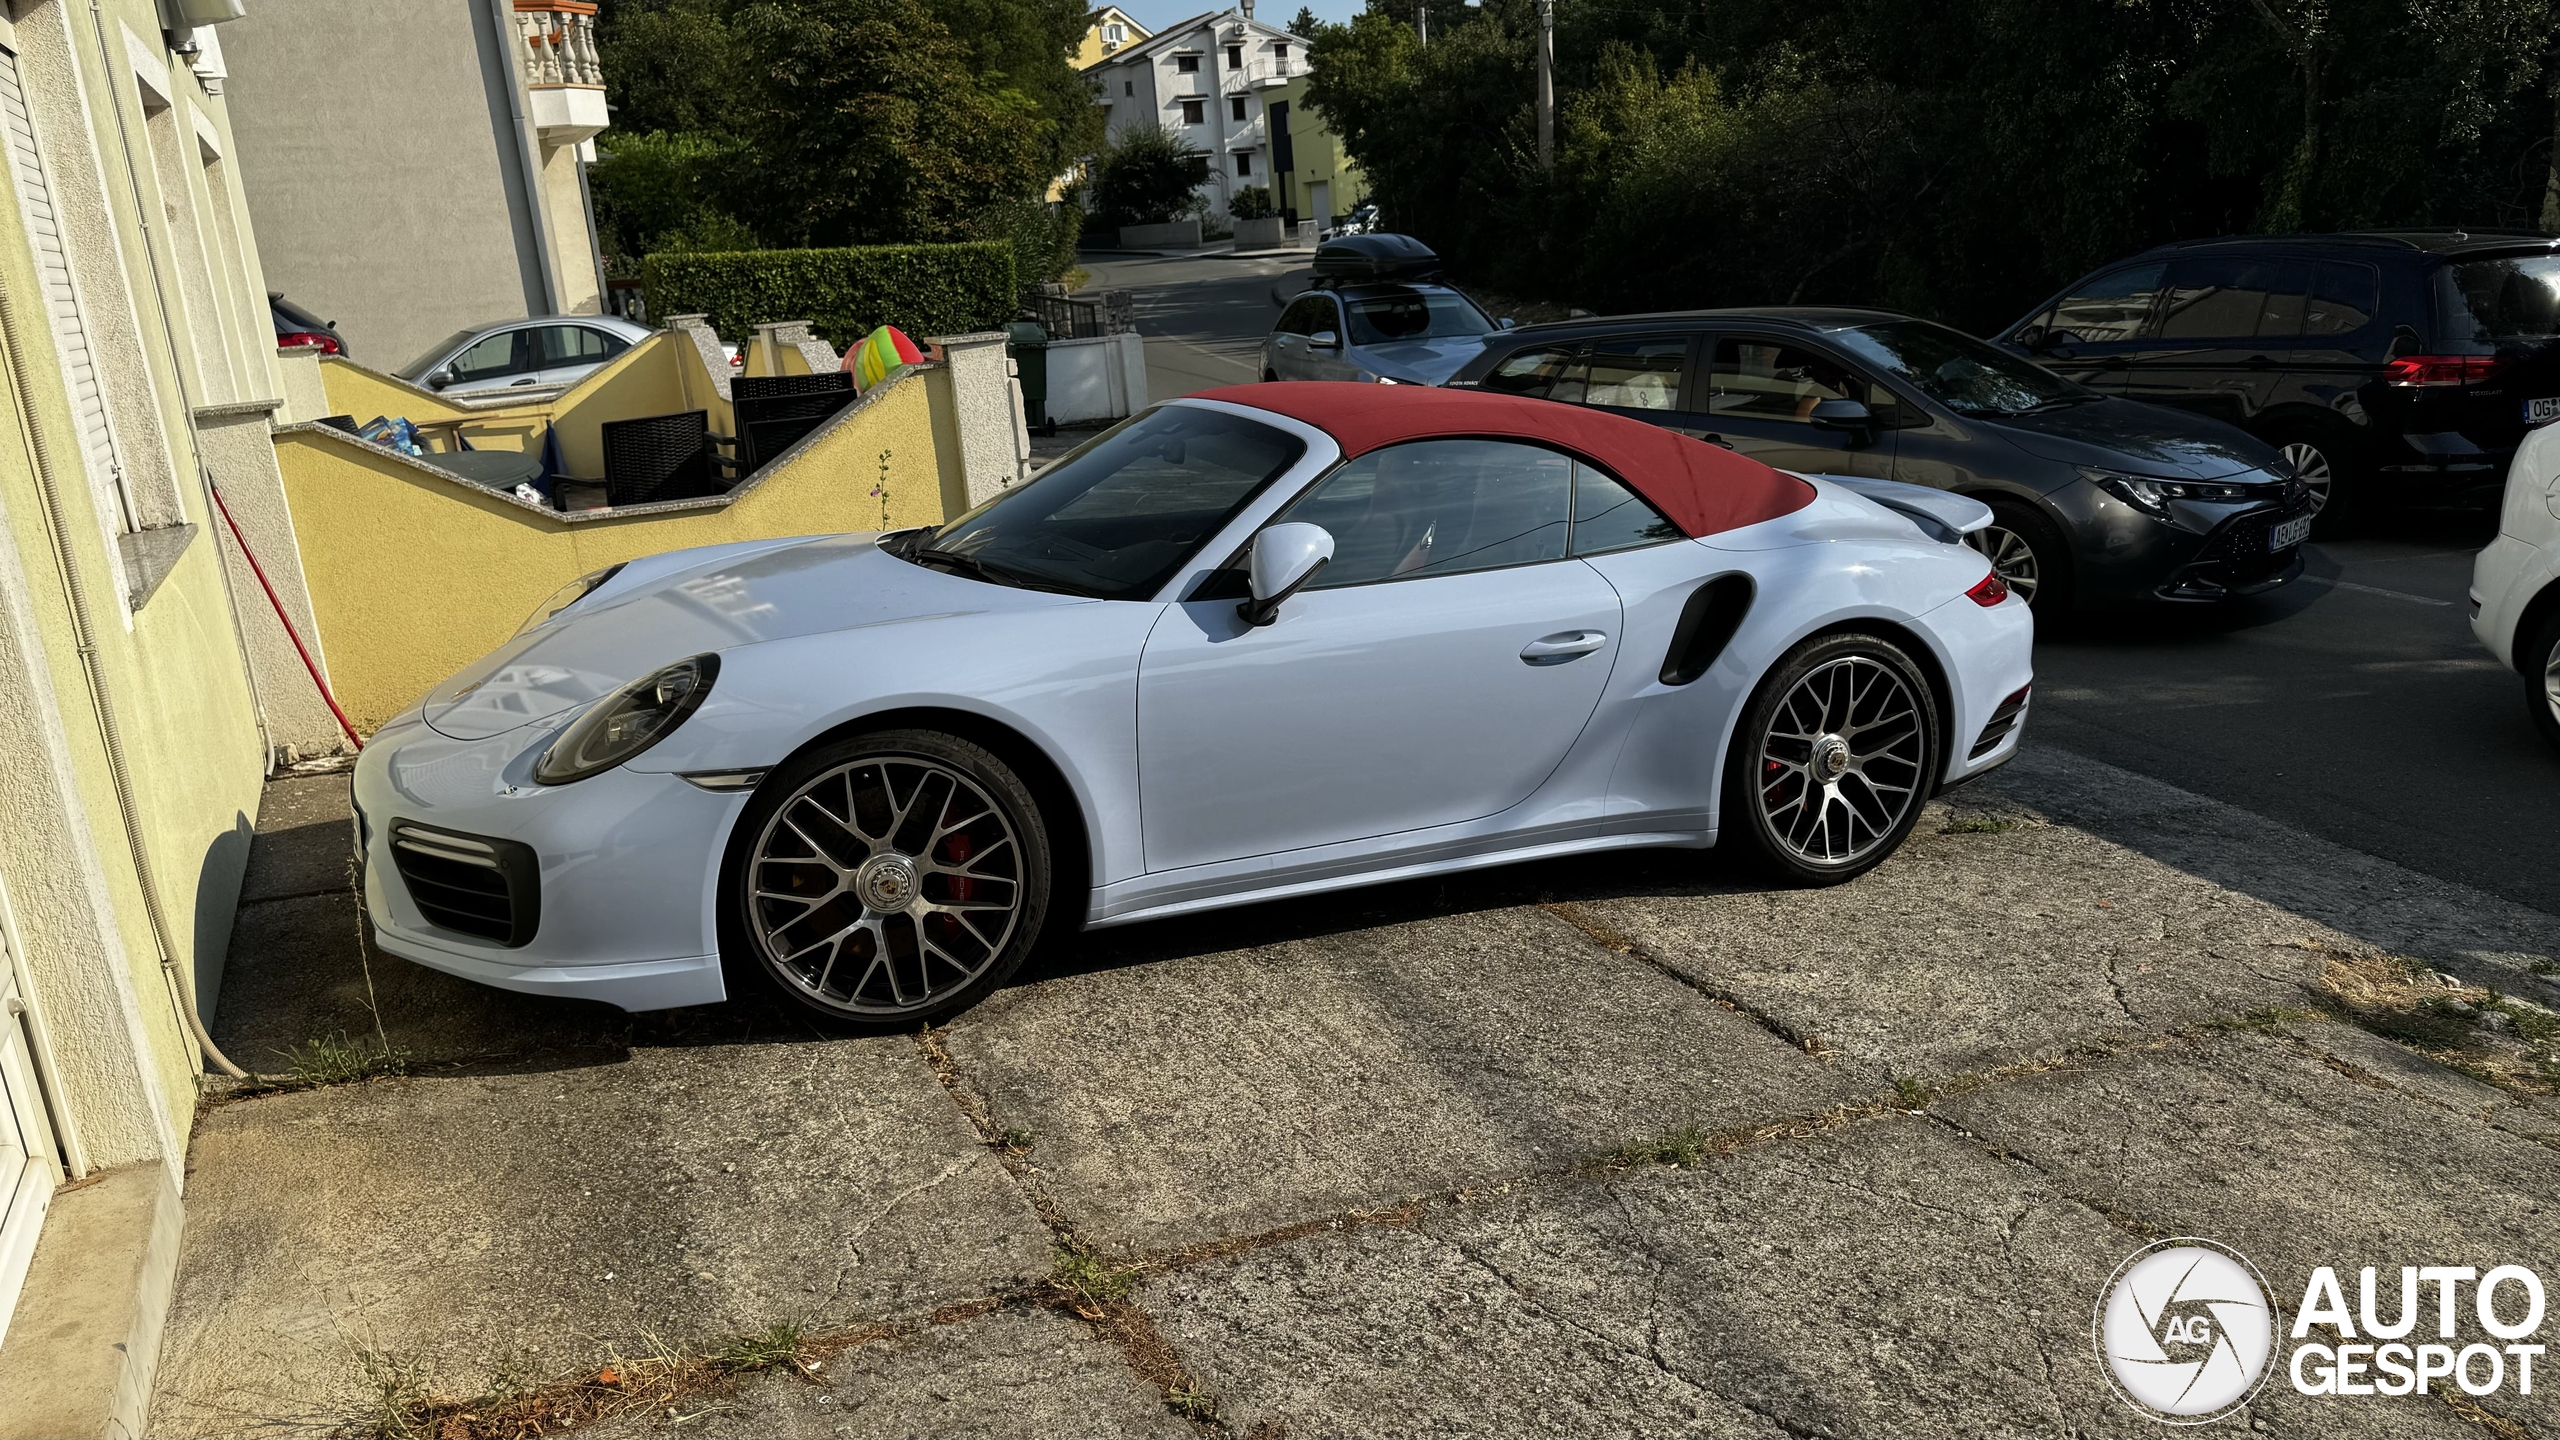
[1812,734,1853,782]
[856,854,920,912]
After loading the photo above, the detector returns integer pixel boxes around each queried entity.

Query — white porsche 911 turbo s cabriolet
[355,382,2034,1025]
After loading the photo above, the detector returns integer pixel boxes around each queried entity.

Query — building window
[1181,98,1204,124]
[1275,41,1289,61]
[1175,53,1199,73]
[1125,80,1134,95]
[1230,95,1247,121]
[1103,23,1125,41]
[1234,151,1252,176]
[1226,44,1242,68]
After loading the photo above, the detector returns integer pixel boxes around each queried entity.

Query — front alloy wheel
[1724,632,1940,885]
[2280,440,2334,516]
[728,730,1049,1024]
[1965,524,2041,605]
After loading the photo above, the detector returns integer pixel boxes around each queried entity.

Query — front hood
[422,535,1090,740]
[1360,335,1495,384]
[1978,398,2276,480]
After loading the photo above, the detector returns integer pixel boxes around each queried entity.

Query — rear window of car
[1343,288,1494,345]
[2439,253,2560,345]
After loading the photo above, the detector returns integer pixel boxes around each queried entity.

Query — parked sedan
[353,383,2033,1024]
[270,293,345,356]
[394,315,651,397]
[1448,309,2315,613]
[1264,281,1509,386]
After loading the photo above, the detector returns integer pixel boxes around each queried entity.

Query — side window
[1478,345,1584,401]
[2157,258,2310,340]
[1284,439,1572,586]
[1276,297,1325,336]
[539,325,623,367]
[2305,261,2379,336]
[448,329,529,381]
[2047,264,2166,344]
[1570,463,1679,555]
[1706,338,1872,424]
[1582,335,1688,411]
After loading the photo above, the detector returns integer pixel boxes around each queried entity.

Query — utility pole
[1417,0,1428,46]
[1536,0,1554,171]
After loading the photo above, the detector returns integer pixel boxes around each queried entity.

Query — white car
[393,315,653,397]
[353,383,2035,1025]
[2472,422,2560,748]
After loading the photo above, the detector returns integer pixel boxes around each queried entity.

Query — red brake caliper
[942,832,975,903]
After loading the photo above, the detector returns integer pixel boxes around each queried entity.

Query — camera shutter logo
[2096,1238,2278,1423]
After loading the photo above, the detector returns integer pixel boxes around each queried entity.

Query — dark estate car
[2000,229,2560,527]
[1447,309,2314,612]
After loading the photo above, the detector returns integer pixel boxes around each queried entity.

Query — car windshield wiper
[909,546,1097,598]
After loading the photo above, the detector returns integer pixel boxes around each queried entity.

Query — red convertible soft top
[1193,381,1816,539]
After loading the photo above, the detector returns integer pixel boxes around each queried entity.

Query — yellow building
[0,1,282,1432]
[1075,5,1152,68]
[1266,71,1366,229]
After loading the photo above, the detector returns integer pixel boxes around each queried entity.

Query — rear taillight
[277,329,342,355]
[1967,570,2010,607]
[2382,354,2500,387]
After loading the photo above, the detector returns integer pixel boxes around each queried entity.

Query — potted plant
[1229,186,1284,248]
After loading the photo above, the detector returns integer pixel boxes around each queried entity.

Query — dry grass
[2317,955,2560,1096]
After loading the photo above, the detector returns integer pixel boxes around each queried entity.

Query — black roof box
[1312,233,1440,283]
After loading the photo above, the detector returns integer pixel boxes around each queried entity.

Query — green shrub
[1228,185,1277,220]
[1085,125,1209,227]
[641,241,1018,346]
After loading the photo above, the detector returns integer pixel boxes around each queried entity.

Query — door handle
[2244,354,2276,369]
[510,376,540,386]
[1521,630,1608,664]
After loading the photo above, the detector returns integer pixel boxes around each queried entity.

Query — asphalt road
[1076,246,2560,915]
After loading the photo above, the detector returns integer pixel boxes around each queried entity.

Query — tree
[1085,126,1211,227]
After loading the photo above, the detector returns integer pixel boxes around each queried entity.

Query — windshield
[1344,288,1494,345]
[1832,320,2091,417]
[396,330,480,381]
[905,406,1307,600]
[2440,254,2560,344]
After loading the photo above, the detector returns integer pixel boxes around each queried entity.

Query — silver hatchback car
[396,315,654,397]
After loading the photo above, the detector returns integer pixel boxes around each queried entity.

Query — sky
[1108,0,1369,35]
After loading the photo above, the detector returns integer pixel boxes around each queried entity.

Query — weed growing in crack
[2200,1006,2316,1035]
[709,1322,805,1373]
[998,1126,1035,1153]
[1891,1076,1932,1109]
[1050,1246,1135,1314]
[2318,953,2560,1096]
[1166,1381,1218,1420]
[1942,814,2024,834]
[267,1030,408,1090]
[354,1349,433,1440]
[1607,1126,1714,1169]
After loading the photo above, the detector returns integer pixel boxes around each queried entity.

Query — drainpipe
[488,0,563,315]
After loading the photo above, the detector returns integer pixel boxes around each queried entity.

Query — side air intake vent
[1660,574,1755,686]
[389,821,541,947]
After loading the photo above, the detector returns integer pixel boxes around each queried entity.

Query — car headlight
[516,564,628,637]
[533,654,719,785]
[2084,467,2265,517]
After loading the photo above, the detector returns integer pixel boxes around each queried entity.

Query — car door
[2120,256,2311,425]
[532,323,631,388]
[437,326,542,396]
[1136,438,1621,872]
[2015,263,2165,393]
[1267,295,1328,379]
[1298,293,1358,380]
[1673,334,1895,477]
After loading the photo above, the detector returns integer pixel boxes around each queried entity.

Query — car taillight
[1967,570,2009,607]
[277,329,342,355]
[2382,354,2500,387]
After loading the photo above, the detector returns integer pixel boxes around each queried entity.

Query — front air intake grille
[1970,684,2032,760]
[388,821,540,947]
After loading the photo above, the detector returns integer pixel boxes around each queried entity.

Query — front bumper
[352,714,747,1011]
[2057,480,2308,606]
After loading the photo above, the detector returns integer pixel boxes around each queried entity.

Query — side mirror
[1499,317,1518,329]
[1308,329,1340,350]
[1239,522,1333,627]
[426,366,456,389]
[2014,325,2051,353]
[1808,397,1873,433]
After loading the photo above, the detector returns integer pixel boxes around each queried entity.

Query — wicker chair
[601,410,718,506]
[731,372,854,479]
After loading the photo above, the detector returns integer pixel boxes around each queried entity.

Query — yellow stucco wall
[1074,8,1150,69]
[279,366,962,731]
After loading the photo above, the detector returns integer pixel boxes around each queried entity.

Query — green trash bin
[1005,321,1050,433]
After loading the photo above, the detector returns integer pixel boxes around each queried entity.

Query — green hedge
[640,241,1017,348]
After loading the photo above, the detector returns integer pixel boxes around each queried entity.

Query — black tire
[719,728,1051,1027]
[1721,631,1942,886]
[2522,609,2560,753]
[2260,417,2361,537]
[1262,369,1280,382]
[1965,500,2075,617]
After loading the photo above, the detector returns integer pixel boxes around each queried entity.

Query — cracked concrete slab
[939,902,1865,1255]
[580,1308,1191,1440]
[1144,1114,2148,1438]
[151,1041,1050,1438]
[1939,1026,2560,1438]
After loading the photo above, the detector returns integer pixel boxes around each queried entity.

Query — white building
[1084,6,1307,214]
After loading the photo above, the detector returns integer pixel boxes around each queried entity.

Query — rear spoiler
[1807,474,1993,545]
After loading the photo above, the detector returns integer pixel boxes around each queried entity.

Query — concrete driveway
[150,742,2559,1439]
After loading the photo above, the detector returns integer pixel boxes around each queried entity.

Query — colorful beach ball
[848,325,925,391]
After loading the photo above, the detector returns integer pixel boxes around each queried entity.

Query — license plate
[2525,397,2560,426]
[2269,514,2313,551]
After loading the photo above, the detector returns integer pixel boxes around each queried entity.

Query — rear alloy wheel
[1722,632,1941,886]
[1965,501,2073,617]
[2525,611,2560,754]
[725,729,1050,1025]
[2264,422,2360,536]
